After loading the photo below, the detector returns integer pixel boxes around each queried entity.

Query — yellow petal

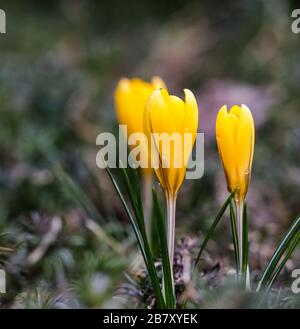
[114,78,130,126]
[170,96,186,130]
[184,89,198,135]
[216,106,238,192]
[172,90,199,193]
[151,76,166,89]
[145,89,174,192]
[148,89,176,136]
[182,89,198,169]
[228,105,241,145]
[235,104,255,199]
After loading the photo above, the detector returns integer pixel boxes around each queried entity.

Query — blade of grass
[120,167,145,232]
[104,163,165,308]
[150,198,161,257]
[230,199,239,274]
[195,190,235,267]
[256,214,300,292]
[256,233,300,308]
[152,188,175,308]
[120,168,172,307]
[266,233,300,290]
[132,169,144,218]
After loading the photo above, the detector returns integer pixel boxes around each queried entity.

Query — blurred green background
[0,0,300,308]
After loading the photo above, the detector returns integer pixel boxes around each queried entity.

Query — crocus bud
[144,88,198,197]
[216,104,255,202]
[114,77,165,174]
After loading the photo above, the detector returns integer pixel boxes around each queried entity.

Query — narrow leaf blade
[195,190,235,267]
[256,214,300,291]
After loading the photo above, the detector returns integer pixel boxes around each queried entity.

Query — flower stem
[166,192,177,294]
[235,200,244,276]
[235,200,250,289]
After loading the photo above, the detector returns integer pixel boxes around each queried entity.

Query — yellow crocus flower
[144,88,198,197]
[144,88,198,296]
[114,77,166,173]
[114,77,166,239]
[216,104,254,281]
[216,104,255,203]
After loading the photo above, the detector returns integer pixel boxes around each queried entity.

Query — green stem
[235,200,250,289]
[165,192,176,295]
[235,200,244,276]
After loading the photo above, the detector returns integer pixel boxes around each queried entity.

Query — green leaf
[266,233,300,290]
[230,199,239,274]
[152,188,175,308]
[256,233,300,308]
[150,201,161,257]
[132,169,143,211]
[195,190,235,267]
[104,164,165,308]
[120,167,145,233]
[256,214,300,292]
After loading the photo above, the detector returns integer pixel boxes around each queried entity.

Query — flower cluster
[114,76,255,298]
